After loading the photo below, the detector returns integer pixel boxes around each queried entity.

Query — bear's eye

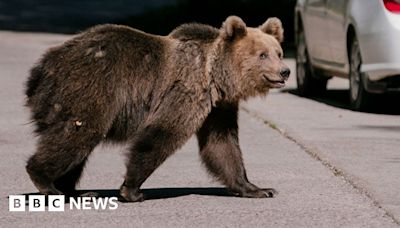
[259,53,268,60]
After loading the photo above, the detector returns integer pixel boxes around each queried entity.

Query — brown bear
[25,16,290,202]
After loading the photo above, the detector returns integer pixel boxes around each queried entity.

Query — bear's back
[169,23,219,43]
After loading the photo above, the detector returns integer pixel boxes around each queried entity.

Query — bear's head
[217,16,290,100]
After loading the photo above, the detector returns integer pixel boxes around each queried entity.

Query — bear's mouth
[263,75,285,88]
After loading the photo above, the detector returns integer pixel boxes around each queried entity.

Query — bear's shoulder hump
[169,23,219,42]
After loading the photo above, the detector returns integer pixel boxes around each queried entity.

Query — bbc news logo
[9,195,118,212]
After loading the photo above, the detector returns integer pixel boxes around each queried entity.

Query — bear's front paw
[79,191,100,198]
[119,185,144,202]
[237,188,278,198]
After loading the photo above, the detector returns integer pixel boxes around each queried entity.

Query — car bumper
[357,3,400,82]
[363,74,400,94]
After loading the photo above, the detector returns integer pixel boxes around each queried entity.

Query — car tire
[296,29,327,97]
[349,38,372,111]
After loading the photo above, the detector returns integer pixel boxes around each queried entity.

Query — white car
[295,0,400,110]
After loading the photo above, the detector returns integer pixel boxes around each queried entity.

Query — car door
[303,0,331,63]
[326,0,349,74]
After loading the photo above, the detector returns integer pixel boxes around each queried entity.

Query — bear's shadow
[22,187,236,203]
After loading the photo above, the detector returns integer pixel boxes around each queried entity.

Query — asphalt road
[0,31,399,227]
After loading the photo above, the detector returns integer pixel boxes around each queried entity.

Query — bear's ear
[259,17,284,43]
[221,16,247,40]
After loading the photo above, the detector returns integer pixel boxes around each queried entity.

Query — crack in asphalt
[241,106,400,226]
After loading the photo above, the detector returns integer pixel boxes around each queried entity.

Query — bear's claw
[119,185,144,202]
[233,188,278,198]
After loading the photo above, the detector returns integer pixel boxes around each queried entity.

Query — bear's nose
[280,68,291,79]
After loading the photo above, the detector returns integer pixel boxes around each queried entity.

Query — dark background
[0,0,296,47]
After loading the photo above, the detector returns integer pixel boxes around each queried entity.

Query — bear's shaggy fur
[25,16,289,201]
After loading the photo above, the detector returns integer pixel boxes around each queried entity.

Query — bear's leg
[119,90,210,202]
[119,125,186,202]
[53,157,88,196]
[197,103,276,198]
[26,125,102,195]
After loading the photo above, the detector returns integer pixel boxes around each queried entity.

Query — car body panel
[302,0,331,62]
[295,0,400,88]
[326,0,348,67]
[353,0,400,81]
